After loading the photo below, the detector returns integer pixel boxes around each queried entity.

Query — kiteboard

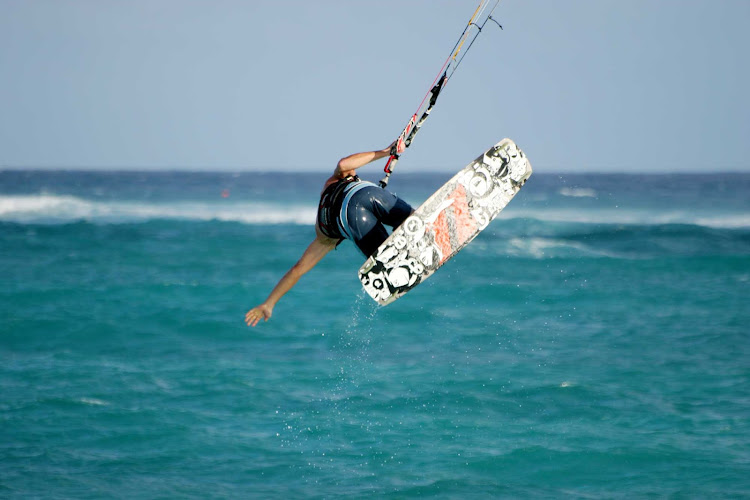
[358,138,532,305]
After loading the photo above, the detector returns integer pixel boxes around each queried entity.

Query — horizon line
[2,166,749,176]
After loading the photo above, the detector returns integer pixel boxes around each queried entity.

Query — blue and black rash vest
[316,175,361,240]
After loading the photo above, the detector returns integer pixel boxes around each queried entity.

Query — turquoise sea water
[1,170,749,498]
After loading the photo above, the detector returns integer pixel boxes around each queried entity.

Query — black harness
[316,175,361,240]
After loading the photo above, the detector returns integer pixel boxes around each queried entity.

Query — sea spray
[272,290,383,485]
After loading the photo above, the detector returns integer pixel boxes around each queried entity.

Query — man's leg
[346,187,414,257]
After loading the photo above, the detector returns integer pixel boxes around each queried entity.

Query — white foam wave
[693,215,750,229]
[0,194,94,219]
[509,237,582,258]
[506,237,621,259]
[78,397,109,406]
[2,194,747,229]
[0,194,316,225]
[502,208,750,229]
[559,187,597,198]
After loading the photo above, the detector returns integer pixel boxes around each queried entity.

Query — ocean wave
[1,194,748,229]
[693,215,750,229]
[505,237,621,259]
[471,225,750,259]
[504,208,750,229]
[0,194,316,225]
[559,187,597,198]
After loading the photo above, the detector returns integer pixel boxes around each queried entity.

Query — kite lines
[380,0,503,188]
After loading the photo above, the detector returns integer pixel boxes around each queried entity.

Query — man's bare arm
[334,142,397,178]
[245,235,336,327]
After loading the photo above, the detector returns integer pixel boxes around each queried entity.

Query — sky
[1,0,748,173]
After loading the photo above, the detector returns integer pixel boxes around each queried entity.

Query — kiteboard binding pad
[358,138,532,305]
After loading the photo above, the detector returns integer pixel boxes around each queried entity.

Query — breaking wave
[559,187,597,198]
[0,194,316,225]
[1,194,748,230]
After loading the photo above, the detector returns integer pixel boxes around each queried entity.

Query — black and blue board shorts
[339,182,413,258]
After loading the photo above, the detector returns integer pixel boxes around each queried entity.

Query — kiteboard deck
[358,138,532,305]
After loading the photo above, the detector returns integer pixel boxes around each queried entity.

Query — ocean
[1,169,748,498]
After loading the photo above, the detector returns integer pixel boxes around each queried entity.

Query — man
[245,140,413,327]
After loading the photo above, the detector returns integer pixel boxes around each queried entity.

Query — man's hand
[396,135,406,155]
[389,139,406,156]
[244,235,336,328]
[394,114,415,155]
[245,303,273,327]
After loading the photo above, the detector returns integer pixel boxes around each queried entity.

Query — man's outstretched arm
[245,235,336,327]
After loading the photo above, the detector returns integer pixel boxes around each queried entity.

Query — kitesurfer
[245,140,413,327]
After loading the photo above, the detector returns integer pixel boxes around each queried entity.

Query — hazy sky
[1,0,748,173]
